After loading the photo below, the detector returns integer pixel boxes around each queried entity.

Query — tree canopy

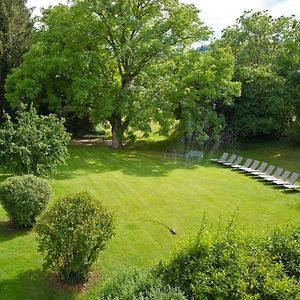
[6,0,214,148]
[218,10,300,139]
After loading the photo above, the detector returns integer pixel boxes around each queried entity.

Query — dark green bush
[157,222,300,300]
[0,175,51,228]
[36,191,115,284]
[100,269,187,300]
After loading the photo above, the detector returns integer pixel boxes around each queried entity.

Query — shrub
[36,191,115,284]
[157,222,300,300]
[100,269,187,300]
[263,225,300,279]
[0,106,70,176]
[0,175,51,228]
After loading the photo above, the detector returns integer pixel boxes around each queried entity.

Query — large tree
[164,46,241,148]
[0,0,32,120]
[218,10,299,138]
[6,0,211,148]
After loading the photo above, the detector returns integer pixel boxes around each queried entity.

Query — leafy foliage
[169,46,241,148]
[36,191,115,283]
[264,225,300,280]
[0,106,70,176]
[100,269,187,300]
[5,0,211,148]
[0,0,32,119]
[218,10,300,138]
[157,221,300,299]
[0,175,51,228]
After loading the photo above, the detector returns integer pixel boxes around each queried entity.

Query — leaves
[5,0,211,147]
[218,10,300,138]
[0,175,51,228]
[0,106,70,176]
[36,191,115,283]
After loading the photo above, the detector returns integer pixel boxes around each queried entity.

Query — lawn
[0,142,300,300]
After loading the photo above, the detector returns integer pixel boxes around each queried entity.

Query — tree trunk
[110,76,132,149]
[111,114,123,149]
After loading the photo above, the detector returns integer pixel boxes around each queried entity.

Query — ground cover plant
[100,269,187,300]
[0,141,299,299]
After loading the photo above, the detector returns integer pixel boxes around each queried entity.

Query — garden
[0,0,300,299]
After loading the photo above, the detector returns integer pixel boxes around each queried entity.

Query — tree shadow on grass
[52,145,204,180]
[0,220,31,242]
[0,269,77,300]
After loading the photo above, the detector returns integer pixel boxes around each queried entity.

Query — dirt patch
[48,270,101,294]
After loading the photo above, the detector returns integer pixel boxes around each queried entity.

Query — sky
[27,0,300,37]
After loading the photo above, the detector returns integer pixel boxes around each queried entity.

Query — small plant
[100,269,187,300]
[0,175,51,228]
[36,191,115,284]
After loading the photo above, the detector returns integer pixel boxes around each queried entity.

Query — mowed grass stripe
[0,144,299,300]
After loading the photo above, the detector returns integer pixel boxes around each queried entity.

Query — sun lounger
[218,154,236,164]
[273,172,299,186]
[252,165,275,176]
[210,152,228,162]
[240,160,260,172]
[282,182,300,189]
[232,158,252,169]
[268,170,290,183]
[223,156,243,166]
[259,167,283,180]
[250,162,267,175]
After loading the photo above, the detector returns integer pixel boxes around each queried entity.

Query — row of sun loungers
[210,153,300,190]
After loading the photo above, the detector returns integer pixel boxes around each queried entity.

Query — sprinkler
[146,219,177,235]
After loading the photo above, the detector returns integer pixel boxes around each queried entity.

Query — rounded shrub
[36,191,115,284]
[100,269,187,300]
[0,175,51,228]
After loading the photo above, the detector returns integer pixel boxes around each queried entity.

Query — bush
[0,106,70,176]
[0,175,51,228]
[36,191,115,284]
[100,269,187,300]
[263,225,300,279]
[157,221,300,300]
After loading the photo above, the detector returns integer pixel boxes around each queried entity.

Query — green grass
[0,142,300,300]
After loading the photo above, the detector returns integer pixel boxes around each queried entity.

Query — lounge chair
[240,160,260,172]
[250,162,267,175]
[282,181,300,189]
[273,172,299,186]
[210,152,228,162]
[218,154,236,164]
[268,170,290,183]
[282,173,300,189]
[252,165,275,177]
[259,167,283,180]
[232,158,252,169]
[223,156,243,166]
